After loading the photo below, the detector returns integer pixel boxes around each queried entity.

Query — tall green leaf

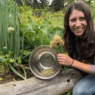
[41,18,54,34]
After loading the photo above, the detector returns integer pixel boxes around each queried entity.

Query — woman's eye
[80,17,85,20]
[70,19,76,22]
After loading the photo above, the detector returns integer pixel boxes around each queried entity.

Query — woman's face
[69,9,87,38]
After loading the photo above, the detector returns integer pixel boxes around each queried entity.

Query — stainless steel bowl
[29,45,61,79]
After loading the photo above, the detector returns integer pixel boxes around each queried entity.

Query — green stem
[63,66,68,74]
[57,43,68,74]
[21,67,27,79]
[58,42,63,53]
[55,46,60,53]
[21,51,32,60]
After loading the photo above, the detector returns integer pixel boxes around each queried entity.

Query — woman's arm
[57,54,95,73]
[72,60,95,73]
[72,60,90,73]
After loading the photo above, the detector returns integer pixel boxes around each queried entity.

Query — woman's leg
[85,84,95,95]
[72,74,95,95]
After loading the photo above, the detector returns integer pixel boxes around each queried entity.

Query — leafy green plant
[22,17,63,50]
[0,0,27,82]
[19,16,63,62]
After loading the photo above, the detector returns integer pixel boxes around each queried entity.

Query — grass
[19,10,64,28]
[48,17,63,28]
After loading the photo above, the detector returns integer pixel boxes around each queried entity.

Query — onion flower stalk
[50,35,68,74]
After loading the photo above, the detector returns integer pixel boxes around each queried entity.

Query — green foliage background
[0,0,95,94]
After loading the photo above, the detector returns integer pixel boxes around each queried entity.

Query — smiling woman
[57,1,95,95]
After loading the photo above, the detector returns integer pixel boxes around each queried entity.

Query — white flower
[8,27,14,33]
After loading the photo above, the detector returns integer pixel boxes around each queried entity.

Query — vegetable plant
[50,35,68,74]
[22,16,63,50]
[0,0,27,82]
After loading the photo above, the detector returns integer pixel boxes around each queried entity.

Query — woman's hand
[57,54,90,73]
[57,54,73,66]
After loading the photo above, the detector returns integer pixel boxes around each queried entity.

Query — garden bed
[0,63,33,84]
[0,68,82,95]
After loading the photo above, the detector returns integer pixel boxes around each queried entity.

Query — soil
[0,63,34,84]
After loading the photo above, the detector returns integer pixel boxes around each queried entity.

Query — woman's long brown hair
[63,1,95,64]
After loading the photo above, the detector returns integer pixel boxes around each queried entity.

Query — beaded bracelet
[70,59,74,67]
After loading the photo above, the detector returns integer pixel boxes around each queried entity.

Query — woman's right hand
[57,54,73,66]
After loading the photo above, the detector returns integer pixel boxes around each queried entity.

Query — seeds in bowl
[41,69,54,75]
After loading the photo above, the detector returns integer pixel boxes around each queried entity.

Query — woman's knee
[73,74,95,95]
[72,84,85,95]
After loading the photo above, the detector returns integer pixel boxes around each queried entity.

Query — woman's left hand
[57,54,73,66]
